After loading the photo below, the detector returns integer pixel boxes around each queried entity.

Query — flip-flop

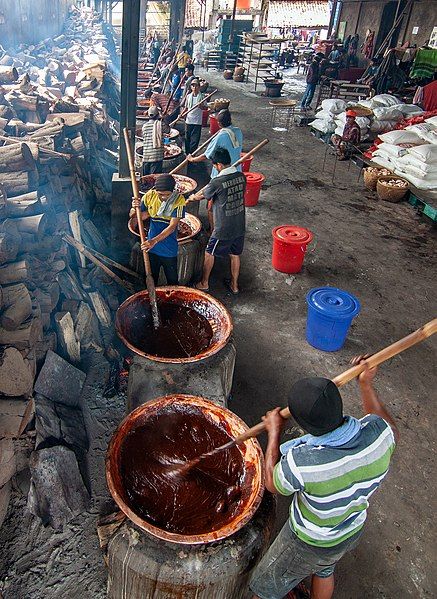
[224,278,240,296]
[195,282,209,292]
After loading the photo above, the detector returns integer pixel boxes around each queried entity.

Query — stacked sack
[311,93,424,139]
[310,99,347,134]
[371,115,437,190]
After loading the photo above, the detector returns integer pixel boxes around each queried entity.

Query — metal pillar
[169,0,186,44]
[119,0,141,177]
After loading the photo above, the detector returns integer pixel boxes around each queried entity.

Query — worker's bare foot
[224,278,239,295]
[195,282,209,291]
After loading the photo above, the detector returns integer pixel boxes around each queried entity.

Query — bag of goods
[370,94,399,108]
[425,115,437,127]
[395,154,437,178]
[314,109,334,120]
[321,98,346,115]
[374,142,408,159]
[372,106,404,121]
[379,129,423,145]
[370,120,397,134]
[405,123,437,144]
[376,176,409,202]
[311,118,336,134]
[372,154,394,170]
[408,143,437,164]
[394,104,424,116]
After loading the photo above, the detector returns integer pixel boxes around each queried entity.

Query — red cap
[346,110,357,117]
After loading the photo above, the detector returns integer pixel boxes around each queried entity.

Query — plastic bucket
[244,172,265,207]
[209,114,220,135]
[271,225,313,273]
[306,287,361,352]
[241,152,253,172]
[202,109,209,127]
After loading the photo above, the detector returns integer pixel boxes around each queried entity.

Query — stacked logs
[0,6,124,528]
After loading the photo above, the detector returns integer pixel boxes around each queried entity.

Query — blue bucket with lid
[306,287,361,352]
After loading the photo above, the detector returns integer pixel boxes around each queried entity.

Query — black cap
[155,174,176,192]
[288,377,343,436]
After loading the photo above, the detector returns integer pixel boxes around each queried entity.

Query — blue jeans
[301,83,317,107]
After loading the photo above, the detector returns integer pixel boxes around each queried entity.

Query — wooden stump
[0,142,36,173]
[0,283,32,330]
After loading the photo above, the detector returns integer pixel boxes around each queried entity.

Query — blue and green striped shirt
[274,415,395,548]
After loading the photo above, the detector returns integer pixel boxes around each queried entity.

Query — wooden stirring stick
[175,318,437,475]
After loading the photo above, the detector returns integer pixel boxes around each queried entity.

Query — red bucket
[244,172,265,207]
[202,109,209,127]
[241,152,253,172]
[209,114,220,134]
[272,225,313,274]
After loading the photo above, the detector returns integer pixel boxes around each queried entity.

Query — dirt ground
[1,69,436,599]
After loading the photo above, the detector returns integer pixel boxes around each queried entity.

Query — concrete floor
[1,69,436,598]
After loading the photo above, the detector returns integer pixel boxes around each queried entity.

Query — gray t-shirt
[203,169,246,240]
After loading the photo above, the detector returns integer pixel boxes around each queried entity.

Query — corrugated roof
[267,0,330,29]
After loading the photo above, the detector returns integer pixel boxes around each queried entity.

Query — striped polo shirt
[274,414,395,548]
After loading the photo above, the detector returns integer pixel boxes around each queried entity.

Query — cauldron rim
[115,286,233,363]
[106,394,265,545]
[128,212,202,243]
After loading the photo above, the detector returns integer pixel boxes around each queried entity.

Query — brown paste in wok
[119,405,245,535]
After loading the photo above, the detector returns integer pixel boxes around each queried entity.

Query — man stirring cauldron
[130,174,186,285]
[250,358,399,599]
[188,147,246,295]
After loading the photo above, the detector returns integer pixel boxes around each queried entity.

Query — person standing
[177,46,191,74]
[130,174,186,285]
[300,54,322,109]
[183,79,206,155]
[188,148,246,295]
[187,109,243,177]
[250,359,399,599]
[187,109,243,232]
[141,106,170,175]
[182,64,196,99]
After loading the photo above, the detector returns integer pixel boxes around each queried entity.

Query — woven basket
[234,66,245,76]
[214,99,230,111]
[376,176,409,202]
[363,167,392,191]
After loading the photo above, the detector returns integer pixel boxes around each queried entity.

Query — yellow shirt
[177,52,190,69]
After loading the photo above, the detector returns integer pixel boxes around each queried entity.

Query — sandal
[224,278,240,296]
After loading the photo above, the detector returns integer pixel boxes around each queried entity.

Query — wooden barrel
[107,493,276,598]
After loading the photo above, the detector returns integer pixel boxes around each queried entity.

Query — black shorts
[206,235,244,257]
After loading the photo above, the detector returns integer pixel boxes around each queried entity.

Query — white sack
[372,106,404,121]
[311,118,336,134]
[321,99,346,114]
[379,130,423,144]
[370,94,400,107]
[408,144,437,164]
[370,120,397,134]
[376,142,408,158]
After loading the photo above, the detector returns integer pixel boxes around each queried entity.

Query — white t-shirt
[185,92,204,125]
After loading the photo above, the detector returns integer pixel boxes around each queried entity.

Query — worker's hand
[131,198,141,209]
[262,407,285,436]
[187,154,195,162]
[187,194,197,203]
[141,239,157,252]
[351,354,377,385]
[129,208,135,218]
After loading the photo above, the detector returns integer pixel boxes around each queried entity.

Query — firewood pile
[0,6,124,529]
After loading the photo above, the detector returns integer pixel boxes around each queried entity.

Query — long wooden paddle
[231,317,437,443]
[170,89,217,126]
[169,130,220,175]
[123,128,161,328]
[173,318,437,474]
